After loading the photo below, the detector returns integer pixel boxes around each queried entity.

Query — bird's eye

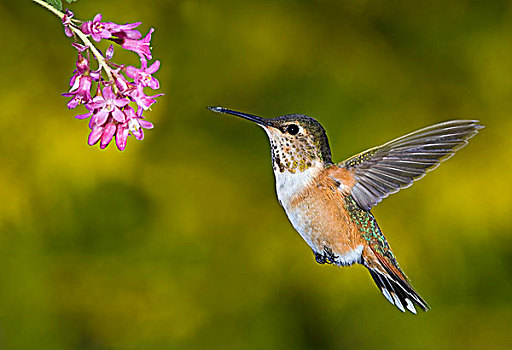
[287,124,299,135]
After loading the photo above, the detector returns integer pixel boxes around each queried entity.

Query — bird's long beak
[207,106,273,127]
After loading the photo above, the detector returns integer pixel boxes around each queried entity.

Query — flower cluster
[61,11,162,150]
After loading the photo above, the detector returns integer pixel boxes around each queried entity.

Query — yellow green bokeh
[0,0,511,349]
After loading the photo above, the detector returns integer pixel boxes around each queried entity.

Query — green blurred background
[1,0,511,349]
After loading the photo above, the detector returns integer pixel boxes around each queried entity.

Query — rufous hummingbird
[208,106,482,314]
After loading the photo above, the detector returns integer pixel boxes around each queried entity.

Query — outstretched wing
[339,120,483,211]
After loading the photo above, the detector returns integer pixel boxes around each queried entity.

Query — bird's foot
[314,251,327,264]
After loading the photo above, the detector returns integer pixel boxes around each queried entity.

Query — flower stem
[32,0,116,88]
[69,28,116,86]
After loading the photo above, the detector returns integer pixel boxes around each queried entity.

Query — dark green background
[1,0,511,349]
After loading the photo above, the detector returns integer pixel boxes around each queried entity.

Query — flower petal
[90,69,101,81]
[133,128,144,140]
[69,73,80,89]
[123,105,137,119]
[116,125,129,151]
[95,108,109,126]
[143,28,154,43]
[148,77,160,90]
[114,97,130,108]
[89,114,97,129]
[118,22,141,30]
[139,57,149,70]
[146,60,160,74]
[125,65,139,79]
[91,32,102,42]
[138,119,154,129]
[112,107,126,123]
[86,99,105,110]
[102,86,115,100]
[75,111,93,119]
[106,45,114,59]
[64,27,73,37]
[120,30,142,40]
[67,96,80,109]
[88,125,104,145]
[81,21,92,35]
[100,123,116,149]
[113,72,130,92]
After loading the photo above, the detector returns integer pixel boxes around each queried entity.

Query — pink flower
[115,123,130,150]
[111,70,132,93]
[63,75,92,109]
[89,68,101,82]
[105,45,114,60]
[86,86,130,125]
[127,85,163,115]
[75,53,89,75]
[58,11,161,151]
[87,121,119,149]
[100,122,117,149]
[106,22,142,40]
[62,9,74,37]
[66,53,90,92]
[117,28,154,60]
[82,14,113,42]
[88,124,104,146]
[75,111,93,120]
[125,106,154,140]
[115,106,154,150]
[65,94,89,109]
[129,115,154,141]
[87,116,118,149]
[125,58,160,89]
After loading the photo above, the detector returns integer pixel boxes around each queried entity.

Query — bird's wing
[335,120,483,211]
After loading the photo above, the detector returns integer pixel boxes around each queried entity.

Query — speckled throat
[262,116,333,174]
[268,131,317,173]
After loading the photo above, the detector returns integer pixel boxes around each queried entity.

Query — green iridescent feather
[344,196,404,275]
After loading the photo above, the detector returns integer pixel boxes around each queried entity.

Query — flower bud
[76,53,89,74]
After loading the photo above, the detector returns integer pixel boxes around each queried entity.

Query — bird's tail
[366,262,429,314]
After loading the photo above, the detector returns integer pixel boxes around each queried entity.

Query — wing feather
[340,120,483,210]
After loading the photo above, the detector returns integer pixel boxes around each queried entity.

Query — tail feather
[368,266,429,314]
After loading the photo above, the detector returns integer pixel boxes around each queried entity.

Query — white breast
[273,165,320,205]
[272,165,322,248]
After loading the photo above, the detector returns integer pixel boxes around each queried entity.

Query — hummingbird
[208,106,482,314]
